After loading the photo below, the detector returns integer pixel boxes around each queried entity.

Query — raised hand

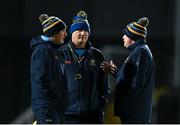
[100,60,117,75]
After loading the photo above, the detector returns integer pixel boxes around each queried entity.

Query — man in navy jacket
[101,17,155,123]
[57,10,111,123]
[30,14,68,123]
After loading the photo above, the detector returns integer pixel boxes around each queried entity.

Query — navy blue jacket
[30,36,68,122]
[114,39,155,123]
[58,41,111,115]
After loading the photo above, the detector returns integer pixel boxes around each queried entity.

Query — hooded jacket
[30,36,68,114]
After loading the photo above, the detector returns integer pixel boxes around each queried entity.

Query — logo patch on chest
[89,59,96,66]
[64,60,72,64]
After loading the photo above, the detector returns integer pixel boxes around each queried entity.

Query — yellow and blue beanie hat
[122,17,149,41]
[39,14,66,37]
[70,10,90,34]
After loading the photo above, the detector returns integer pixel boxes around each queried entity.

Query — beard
[58,40,64,45]
[52,39,64,45]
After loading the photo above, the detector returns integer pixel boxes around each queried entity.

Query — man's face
[53,28,67,44]
[71,29,89,48]
[122,35,134,48]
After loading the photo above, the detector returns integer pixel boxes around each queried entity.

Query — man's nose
[80,30,86,35]
[64,31,67,37]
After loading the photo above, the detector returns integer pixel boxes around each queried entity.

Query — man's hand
[100,60,117,75]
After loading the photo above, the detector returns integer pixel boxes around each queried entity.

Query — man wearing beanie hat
[57,10,111,123]
[30,14,68,124]
[100,17,155,123]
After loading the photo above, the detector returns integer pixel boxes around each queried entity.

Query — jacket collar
[40,35,61,49]
[68,40,94,59]
[127,38,146,51]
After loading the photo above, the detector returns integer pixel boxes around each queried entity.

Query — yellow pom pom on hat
[70,10,90,34]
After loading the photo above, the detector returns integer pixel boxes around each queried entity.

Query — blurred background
[0,0,180,123]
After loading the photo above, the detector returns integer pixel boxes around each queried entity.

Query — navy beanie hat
[39,14,66,37]
[70,10,90,34]
[122,17,149,41]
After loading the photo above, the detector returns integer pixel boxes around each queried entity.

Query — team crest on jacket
[64,60,72,64]
[89,59,95,66]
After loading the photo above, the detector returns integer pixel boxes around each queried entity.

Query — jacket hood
[30,36,50,50]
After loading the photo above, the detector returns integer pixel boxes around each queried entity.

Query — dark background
[0,0,179,123]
